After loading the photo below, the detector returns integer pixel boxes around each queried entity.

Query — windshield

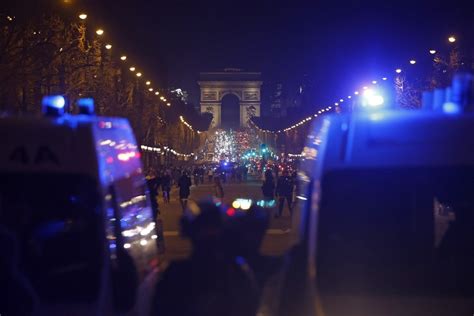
[317,167,474,298]
[0,173,102,303]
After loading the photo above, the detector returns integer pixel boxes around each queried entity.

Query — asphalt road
[157,176,300,262]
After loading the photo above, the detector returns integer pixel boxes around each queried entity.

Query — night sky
[5,0,474,112]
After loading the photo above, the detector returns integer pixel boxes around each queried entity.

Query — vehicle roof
[0,115,142,183]
[303,110,474,173]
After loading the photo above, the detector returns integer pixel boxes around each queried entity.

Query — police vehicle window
[0,173,102,303]
[317,168,474,297]
[112,173,158,278]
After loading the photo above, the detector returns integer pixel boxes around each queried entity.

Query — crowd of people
[144,163,288,315]
[145,161,298,218]
[145,163,250,212]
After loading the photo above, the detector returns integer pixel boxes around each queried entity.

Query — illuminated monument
[198,69,262,129]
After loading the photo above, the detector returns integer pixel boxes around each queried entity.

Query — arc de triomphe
[198,69,262,129]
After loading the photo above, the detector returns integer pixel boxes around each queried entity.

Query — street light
[79,13,87,20]
[105,44,112,50]
[429,49,437,55]
[448,36,456,43]
[129,67,136,71]
[146,81,151,85]
[382,77,387,81]
[372,80,377,84]
[395,68,402,74]
[136,72,142,77]
[96,29,104,36]
[155,91,159,95]
[166,103,171,106]
[120,55,127,61]
[148,88,153,92]
[409,59,416,65]
[354,91,359,95]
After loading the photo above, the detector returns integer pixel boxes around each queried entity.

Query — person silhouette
[151,199,259,316]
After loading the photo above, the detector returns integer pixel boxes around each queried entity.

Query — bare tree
[0,12,209,161]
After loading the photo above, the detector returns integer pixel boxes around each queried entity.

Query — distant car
[278,109,474,316]
[0,96,163,315]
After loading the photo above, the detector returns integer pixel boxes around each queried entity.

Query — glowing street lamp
[166,103,171,106]
[448,36,456,43]
[148,88,153,92]
[146,81,151,85]
[136,72,142,77]
[409,59,416,65]
[382,77,387,81]
[96,29,104,36]
[78,13,87,20]
[429,49,436,55]
[120,55,127,61]
[105,44,112,50]
[354,91,359,95]
[129,67,136,72]
[372,80,377,84]
[395,68,402,74]
[155,91,159,95]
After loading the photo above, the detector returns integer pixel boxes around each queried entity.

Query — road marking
[163,228,290,237]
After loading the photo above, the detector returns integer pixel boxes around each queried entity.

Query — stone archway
[221,94,240,130]
[198,68,262,129]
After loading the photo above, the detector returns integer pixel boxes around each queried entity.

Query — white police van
[0,96,164,315]
[278,75,474,315]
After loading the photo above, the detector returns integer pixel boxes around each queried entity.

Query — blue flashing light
[77,97,95,114]
[42,95,65,116]
[361,88,384,108]
[443,102,461,114]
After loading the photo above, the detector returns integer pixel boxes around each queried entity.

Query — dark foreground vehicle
[0,97,164,316]
[278,105,474,314]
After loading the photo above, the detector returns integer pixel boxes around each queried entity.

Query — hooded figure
[151,199,259,316]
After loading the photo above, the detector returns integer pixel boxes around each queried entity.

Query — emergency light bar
[77,98,95,115]
[42,95,66,116]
